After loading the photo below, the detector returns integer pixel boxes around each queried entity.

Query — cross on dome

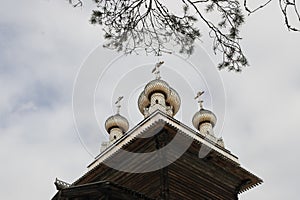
[138,61,181,118]
[194,91,205,109]
[151,61,164,79]
[115,96,124,114]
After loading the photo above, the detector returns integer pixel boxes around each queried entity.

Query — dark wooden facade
[52,181,154,200]
[52,111,262,200]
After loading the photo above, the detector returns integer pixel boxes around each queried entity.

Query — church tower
[52,62,262,200]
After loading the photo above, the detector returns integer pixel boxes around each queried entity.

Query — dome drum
[109,127,123,143]
[199,122,213,135]
[150,93,166,106]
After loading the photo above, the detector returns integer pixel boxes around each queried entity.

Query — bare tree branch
[88,0,247,71]
[90,0,201,56]
[68,0,83,7]
[244,0,272,15]
[243,0,299,31]
[184,0,247,71]
[279,0,300,31]
[66,0,300,72]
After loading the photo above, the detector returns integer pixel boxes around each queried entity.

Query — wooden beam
[155,131,169,200]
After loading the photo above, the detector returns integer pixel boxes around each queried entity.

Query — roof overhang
[89,110,239,170]
[72,110,262,196]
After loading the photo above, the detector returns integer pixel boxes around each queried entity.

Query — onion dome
[192,108,217,130]
[167,87,181,114]
[144,79,171,99]
[138,61,181,117]
[138,91,150,114]
[105,114,129,133]
[192,91,217,134]
[138,79,181,117]
[105,96,129,141]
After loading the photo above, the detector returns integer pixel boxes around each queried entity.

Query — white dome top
[105,114,129,133]
[192,108,217,130]
[138,78,181,116]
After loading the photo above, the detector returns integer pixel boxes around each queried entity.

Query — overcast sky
[1,0,300,199]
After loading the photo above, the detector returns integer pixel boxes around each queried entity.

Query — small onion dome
[192,108,217,130]
[166,87,181,115]
[138,91,150,114]
[105,114,129,133]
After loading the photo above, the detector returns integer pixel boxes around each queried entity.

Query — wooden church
[52,63,262,200]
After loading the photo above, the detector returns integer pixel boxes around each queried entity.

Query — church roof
[89,110,237,169]
[70,110,262,198]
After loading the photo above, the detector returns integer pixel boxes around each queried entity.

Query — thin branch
[279,0,300,31]
[244,0,273,15]
[243,0,299,31]
[82,0,299,71]
[68,0,83,7]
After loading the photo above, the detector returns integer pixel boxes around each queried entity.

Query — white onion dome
[192,108,217,130]
[138,79,181,116]
[105,114,129,133]
[138,91,150,114]
[144,79,171,99]
[167,87,181,114]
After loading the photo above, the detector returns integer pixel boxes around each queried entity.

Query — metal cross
[115,96,124,114]
[151,61,164,79]
[194,91,205,109]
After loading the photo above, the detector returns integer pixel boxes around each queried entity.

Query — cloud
[0,0,100,199]
[0,0,300,200]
